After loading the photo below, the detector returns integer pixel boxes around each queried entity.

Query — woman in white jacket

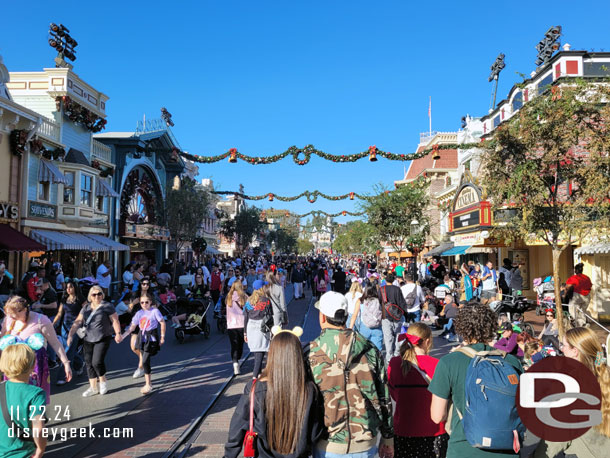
[265,272,287,328]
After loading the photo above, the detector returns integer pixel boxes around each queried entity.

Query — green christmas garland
[294,210,365,218]
[179,142,486,166]
[213,190,366,203]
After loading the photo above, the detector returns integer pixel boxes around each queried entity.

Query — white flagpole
[429,96,432,135]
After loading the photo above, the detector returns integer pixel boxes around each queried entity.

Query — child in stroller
[172,296,212,343]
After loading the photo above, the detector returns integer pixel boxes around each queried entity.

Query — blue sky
[2,1,610,223]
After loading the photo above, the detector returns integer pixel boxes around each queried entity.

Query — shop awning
[38,160,68,184]
[67,233,110,251]
[575,244,610,255]
[96,179,119,198]
[442,245,472,256]
[30,230,99,251]
[205,245,222,255]
[426,242,454,257]
[84,234,130,252]
[0,225,47,252]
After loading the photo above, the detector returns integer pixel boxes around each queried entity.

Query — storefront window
[511,92,523,112]
[81,173,93,207]
[38,182,50,201]
[63,171,75,204]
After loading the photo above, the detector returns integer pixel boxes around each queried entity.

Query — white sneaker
[133,367,145,378]
[233,362,240,375]
[99,382,108,395]
[82,387,99,397]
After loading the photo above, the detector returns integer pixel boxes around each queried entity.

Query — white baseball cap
[316,291,348,319]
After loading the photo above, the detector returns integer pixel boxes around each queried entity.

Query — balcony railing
[92,139,112,163]
[38,117,61,143]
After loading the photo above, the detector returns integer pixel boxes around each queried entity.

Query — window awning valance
[38,160,68,184]
[96,179,119,197]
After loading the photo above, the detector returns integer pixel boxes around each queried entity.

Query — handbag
[260,300,274,335]
[76,305,102,339]
[381,286,404,322]
[243,379,258,457]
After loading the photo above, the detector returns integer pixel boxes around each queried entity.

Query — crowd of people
[0,252,608,458]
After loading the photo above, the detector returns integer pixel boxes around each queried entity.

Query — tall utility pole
[489,53,506,110]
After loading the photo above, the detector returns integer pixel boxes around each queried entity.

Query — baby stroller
[78,277,98,299]
[175,298,212,343]
[533,276,556,316]
[214,296,227,334]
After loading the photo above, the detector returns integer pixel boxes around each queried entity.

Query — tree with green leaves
[481,80,610,336]
[332,220,378,255]
[297,238,314,255]
[266,228,298,253]
[220,206,265,252]
[360,180,430,254]
[158,177,210,282]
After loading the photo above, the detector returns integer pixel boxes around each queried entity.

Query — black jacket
[291,268,306,283]
[225,379,326,458]
[378,285,407,318]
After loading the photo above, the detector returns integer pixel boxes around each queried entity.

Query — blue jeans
[314,446,377,458]
[358,323,383,352]
[57,322,84,381]
[443,318,456,340]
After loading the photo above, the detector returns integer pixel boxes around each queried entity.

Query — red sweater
[388,354,446,437]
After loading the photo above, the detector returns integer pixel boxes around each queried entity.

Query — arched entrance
[119,166,168,268]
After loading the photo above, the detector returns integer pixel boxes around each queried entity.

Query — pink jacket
[226,291,245,329]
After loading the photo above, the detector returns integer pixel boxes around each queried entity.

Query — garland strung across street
[213,190,366,203]
[179,141,485,166]
[294,210,365,218]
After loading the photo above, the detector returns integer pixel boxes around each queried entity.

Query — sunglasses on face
[91,292,103,297]
[142,282,150,286]
[141,301,151,305]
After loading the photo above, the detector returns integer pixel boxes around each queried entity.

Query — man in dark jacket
[332,265,347,294]
[291,262,306,299]
[378,273,408,362]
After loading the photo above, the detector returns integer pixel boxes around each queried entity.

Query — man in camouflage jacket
[308,291,394,458]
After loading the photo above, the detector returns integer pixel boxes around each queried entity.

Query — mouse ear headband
[271,325,303,339]
[0,333,44,352]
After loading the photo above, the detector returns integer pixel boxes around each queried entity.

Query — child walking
[120,294,166,394]
[0,342,47,458]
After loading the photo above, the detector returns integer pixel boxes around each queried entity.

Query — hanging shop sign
[454,186,479,211]
[449,172,493,233]
[123,223,170,241]
[28,201,57,220]
[0,201,19,222]
[451,231,490,246]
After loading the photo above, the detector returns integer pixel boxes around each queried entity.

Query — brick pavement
[187,288,315,457]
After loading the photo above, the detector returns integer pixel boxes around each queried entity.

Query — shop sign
[28,201,56,220]
[453,210,480,230]
[454,186,480,211]
[0,201,19,222]
[451,231,489,246]
[124,223,170,241]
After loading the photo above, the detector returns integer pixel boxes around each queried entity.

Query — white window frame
[80,173,93,207]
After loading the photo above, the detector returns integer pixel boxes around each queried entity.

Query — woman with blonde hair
[534,326,610,457]
[388,322,448,458]
[244,280,273,378]
[1,295,72,402]
[226,280,247,375]
[67,285,121,397]
[345,280,363,330]
[225,328,324,458]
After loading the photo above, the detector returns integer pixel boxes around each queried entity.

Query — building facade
[6,65,127,280]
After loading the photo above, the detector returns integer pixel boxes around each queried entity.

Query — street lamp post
[488,53,506,110]
[48,23,78,68]
[410,219,420,282]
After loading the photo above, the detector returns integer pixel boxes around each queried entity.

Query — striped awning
[30,230,91,251]
[96,179,119,198]
[67,233,109,251]
[575,244,610,255]
[38,160,68,184]
[84,234,130,252]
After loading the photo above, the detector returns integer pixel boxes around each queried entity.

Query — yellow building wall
[581,254,610,320]
[0,139,11,201]
[513,244,573,299]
